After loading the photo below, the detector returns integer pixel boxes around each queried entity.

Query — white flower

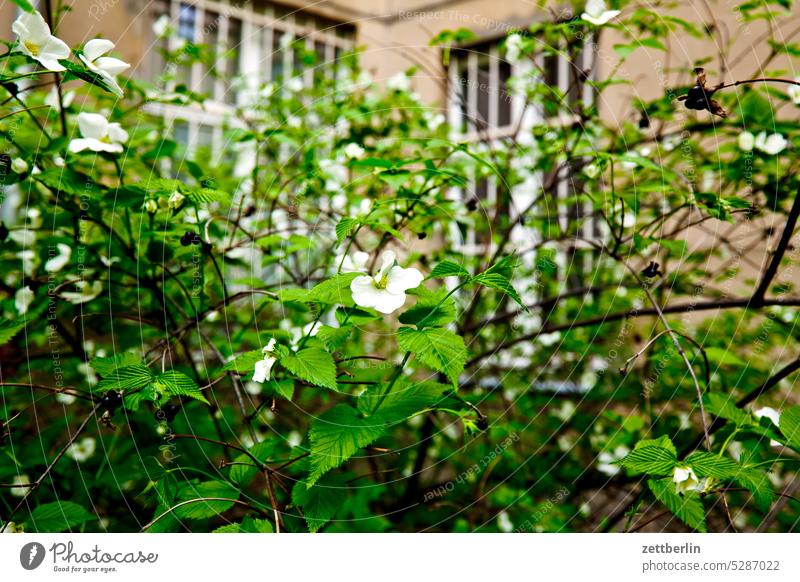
[66,437,96,463]
[387,72,411,92]
[343,142,365,159]
[787,79,800,105]
[79,39,130,97]
[426,112,446,131]
[583,163,600,179]
[44,87,74,111]
[68,112,128,154]
[144,199,158,213]
[56,391,77,405]
[1,521,22,533]
[167,191,185,209]
[350,250,424,314]
[537,331,561,346]
[737,131,756,152]
[12,11,69,72]
[581,0,621,26]
[53,155,65,167]
[673,465,701,495]
[153,14,172,38]
[15,286,34,315]
[754,132,787,155]
[505,33,524,63]
[45,243,72,272]
[60,280,102,304]
[11,158,28,174]
[10,474,30,497]
[286,77,304,93]
[754,406,781,427]
[596,445,630,476]
[336,251,370,273]
[253,338,278,383]
[497,510,514,532]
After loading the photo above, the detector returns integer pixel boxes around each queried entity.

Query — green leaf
[357,379,452,423]
[335,217,358,244]
[0,317,26,347]
[397,327,467,386]
[95,363,154,393]
[280,347,338,391]
[484,255,520,279]
[398,301,456,328]
[26,501,94,533]
[213,517,274,533]
[90,353,146,377]
[223,349,263,374]
[316,325,352,351]
[10,0,35,13]
[174,481,240,519]
[427,260,470,279]
[230,441,275,487]
[155,371,209,404]
[685,451,741,479]
[303,273,360,305]
[292,476,348,532]
[648,479,707,532]
[735,468,775,512]
[705,347,747,367]
[780,406,800,450]
[308,405,387,486]
[472,272,524,307]
[620,437,678,475]
[185,188,231,205]
[703,393,751,427]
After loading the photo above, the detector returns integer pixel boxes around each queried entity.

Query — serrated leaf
[26,501,94,533]
[308,405,387,486]
[397,327,467,386]
[174,481,240,519]
[316,325,352,351]
[472,272,524,306]
[280,347,338,391]
[90,352,146,377]
[0,317,26,346]
[685,451,741,479]
[620,439,678,475]
[213,517,273,533]
[357,379,453,423]
[155,371,209,404]
[648,478,707,532]
[303,273,360,305]
[735,468,775,512]
[335,217,358,244]
[185,188,230,205]
[780,406,800,450]
[292,475,348,532]
[398,301,456,328]
[95,363,154,394]
[427,260,470,279]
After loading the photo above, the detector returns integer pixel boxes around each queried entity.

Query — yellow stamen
[24,41,40,56]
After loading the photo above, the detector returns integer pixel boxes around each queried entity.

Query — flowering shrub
[1,1,800,533]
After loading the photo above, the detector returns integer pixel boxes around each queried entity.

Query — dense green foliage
[1,0,799,533]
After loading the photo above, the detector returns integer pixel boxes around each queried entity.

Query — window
[148,1,355,158]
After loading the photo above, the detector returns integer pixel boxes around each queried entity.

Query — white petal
[83,38,115,62]
[14,12,49,43]
[253,357,275,383]
[385,266,423,294]
[36,56,66,72]
[15,286,34,315]
[107,123,128,144]
[350,275,383,309]
[373,291,407,314]
[41,35,70,60]
[77,112,109,140]
[68,138,95,153]
[45,243,72,272]
[95,56,130,76]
